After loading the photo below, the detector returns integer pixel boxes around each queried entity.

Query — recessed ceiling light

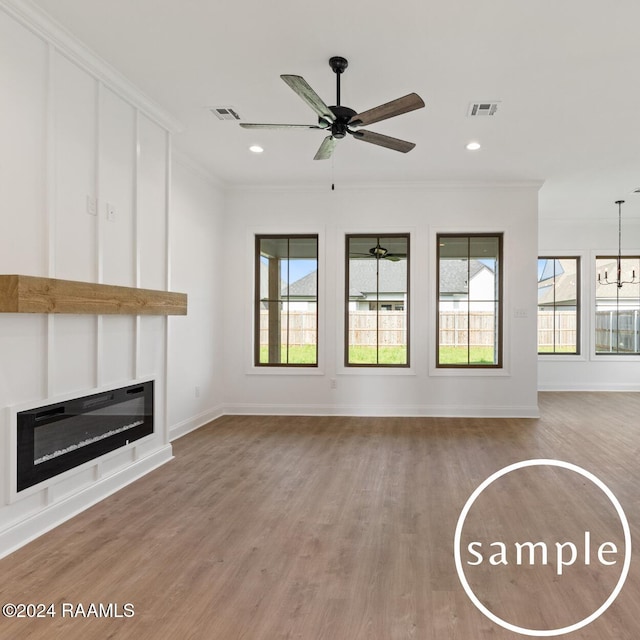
[249,145,264,153]
[466,141,481,151]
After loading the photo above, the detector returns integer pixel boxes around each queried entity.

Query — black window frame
[537,256,581,355]
[594,255,640,356]
[345,233,410,368]
[436,233,503,368]
[254,234,319,367]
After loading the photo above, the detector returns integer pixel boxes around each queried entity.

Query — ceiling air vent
[210,106,241,121]
[468,102,500,117]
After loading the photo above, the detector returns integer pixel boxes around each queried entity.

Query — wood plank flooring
[1,392,639,639]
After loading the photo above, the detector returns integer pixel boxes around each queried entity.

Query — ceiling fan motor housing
[325,105,357,138]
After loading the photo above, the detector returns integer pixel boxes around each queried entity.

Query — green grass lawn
[347,345,407,365]
[259,344,498,365]
[259,345,317,365]
[438,346,496,365]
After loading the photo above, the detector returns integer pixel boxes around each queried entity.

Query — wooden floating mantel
[0,275,187,316]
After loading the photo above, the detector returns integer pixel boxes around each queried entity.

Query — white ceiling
[27,0,640,219]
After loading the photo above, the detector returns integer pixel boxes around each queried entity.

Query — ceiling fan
[240,56,425,160]
[351,242,407,262]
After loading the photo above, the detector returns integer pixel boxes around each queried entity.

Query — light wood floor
[1,392,639,639]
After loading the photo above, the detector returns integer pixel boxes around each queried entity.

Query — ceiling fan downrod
[329,56,348,106]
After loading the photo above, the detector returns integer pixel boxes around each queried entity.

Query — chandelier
[597,200,638,289]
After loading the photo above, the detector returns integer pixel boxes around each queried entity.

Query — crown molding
[172,148,226,190]
[0,0,183,133]
[225,179,545,194]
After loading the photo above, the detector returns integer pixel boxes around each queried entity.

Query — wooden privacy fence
[260,310,496,347]
[438,311,496,347]
[537,309,576,349]
[259,309,639,351]
[258,311,408,346]
[595,309,640,352]
[259,311,317,346]
[347,311,406,346]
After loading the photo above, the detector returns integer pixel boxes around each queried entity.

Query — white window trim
[429,226,509,376]
[336,225,417,376]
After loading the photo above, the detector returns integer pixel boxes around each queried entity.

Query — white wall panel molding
[1,5,179,556]
[0,0,182,134]
[45,42,56,277]
[163,133,171,446]
[133,110,142,380]
[45,43,55,398]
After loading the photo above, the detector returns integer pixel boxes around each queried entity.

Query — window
[345,234,409,366]
[255,235,318,366]
[537,257,580,354]
[595,256,640,355]
[437,234,502,367]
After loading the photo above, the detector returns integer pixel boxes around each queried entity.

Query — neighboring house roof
[439,260,492,294]
[281,259,409,299]
[538,272,578,306]
[538,259,639,305]
[348,259,407,296]
[284,270,317,297]
[283,258,495,298]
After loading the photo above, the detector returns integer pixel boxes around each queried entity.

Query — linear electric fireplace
[16,381,154,492]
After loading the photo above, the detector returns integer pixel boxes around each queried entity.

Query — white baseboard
[169,405,225,441]
[222,402,540,419]
[0,445,173,560]
[537,383,640,392]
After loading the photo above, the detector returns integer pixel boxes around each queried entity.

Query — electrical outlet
[86,195,97,216]
[330,379,337,390]
[106,202,116,222]
[514,308,528,318]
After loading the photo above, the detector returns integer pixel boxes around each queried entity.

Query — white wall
[0,4,220,558]
[223,184,540,417]
[538,217,640,390]
[168,156,225,438]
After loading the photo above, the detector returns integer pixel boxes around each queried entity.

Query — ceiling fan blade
[352,129,416,153]
[349,93,425,127]
[281,75,335,124]
[384,254,406,262]
[239,122,326,129]
[313,136,336,160]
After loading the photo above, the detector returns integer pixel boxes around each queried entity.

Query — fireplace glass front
[17,381,154,492]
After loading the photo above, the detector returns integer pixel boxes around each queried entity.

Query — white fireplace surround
[1,377,173,557]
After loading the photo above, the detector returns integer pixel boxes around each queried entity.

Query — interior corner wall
[167,158,225,440]
[0,7,175,558]
[222,184,540,418]
[538,216,640,391]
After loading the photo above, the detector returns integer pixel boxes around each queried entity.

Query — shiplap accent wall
[0,2,195,558]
